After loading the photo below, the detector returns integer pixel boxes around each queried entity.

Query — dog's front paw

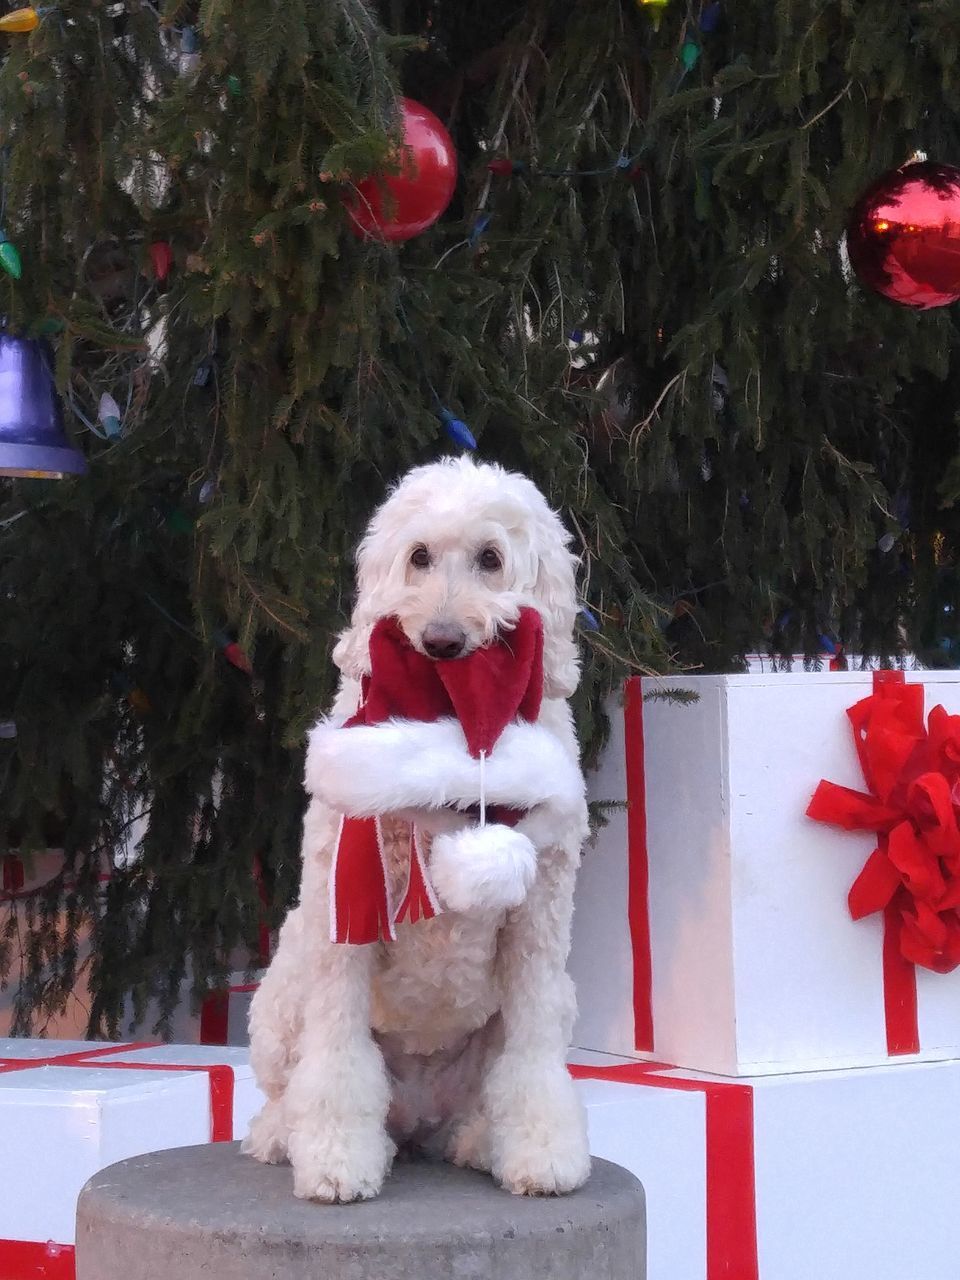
[288,1127,396,1203]
[495,1140,591,1197]
[488,1061,591,1196]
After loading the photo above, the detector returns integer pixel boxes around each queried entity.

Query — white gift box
[572,1049,960,1280]
[4,1031,953,1280]
[569,671,960,1075]
[0,1039,263,1272]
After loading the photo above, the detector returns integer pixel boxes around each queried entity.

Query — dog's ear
[332,614,372,680]
[332,521,399,678]
[531,506,581,700]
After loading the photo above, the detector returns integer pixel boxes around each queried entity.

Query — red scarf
[330,607,544,944]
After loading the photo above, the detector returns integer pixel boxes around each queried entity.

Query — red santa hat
[330,607,544,944]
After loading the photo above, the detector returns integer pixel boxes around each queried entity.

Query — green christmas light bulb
[681,40,701,71]
[0,231,22,280]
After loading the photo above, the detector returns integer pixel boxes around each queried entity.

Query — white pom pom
[429,824,537,916]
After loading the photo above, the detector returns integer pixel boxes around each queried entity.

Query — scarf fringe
[330,816,441,944]
[395,827,442,926]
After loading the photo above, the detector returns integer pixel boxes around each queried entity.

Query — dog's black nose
[422,622,467,660]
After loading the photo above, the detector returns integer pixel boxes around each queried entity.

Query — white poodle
[243,455,591,1202]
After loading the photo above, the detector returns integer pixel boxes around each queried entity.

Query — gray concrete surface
[76,1143,645,1280]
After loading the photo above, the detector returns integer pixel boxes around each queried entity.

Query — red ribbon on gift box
[199,981,260,1046]
[624,678,654,1054]
[569,1059,758,1280]
[807,669,960,1054]
[0,1238,75,1280]
[624,669,756,1273]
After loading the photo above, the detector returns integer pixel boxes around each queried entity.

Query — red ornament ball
[847,161,960,309]
[346,98,457,243]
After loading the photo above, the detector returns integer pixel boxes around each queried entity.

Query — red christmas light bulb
[223,641,253,675]
[149,241,173,283]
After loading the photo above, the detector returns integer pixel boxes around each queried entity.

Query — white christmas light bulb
[98,392,122,439]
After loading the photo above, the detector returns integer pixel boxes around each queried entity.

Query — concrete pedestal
[76,1143,645,1280]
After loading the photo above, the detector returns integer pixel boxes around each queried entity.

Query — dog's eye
[477,547,502,572]
[410,545,431,569]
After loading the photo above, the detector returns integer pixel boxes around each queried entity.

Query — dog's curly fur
[244,457,591,1202]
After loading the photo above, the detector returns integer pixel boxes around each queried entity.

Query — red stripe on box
[0,1238,75,1280]
[568,1061,672,1083]
[200,991,230,1046]
[571,1062,759,1280]
[1,854,24,895]
[705,1080,757,1280]
[0,1044,234,1141]
[84,1061,235,1142]
[0,1042,157,1073]
[624,677,654,1052]
[200,983,260,1045]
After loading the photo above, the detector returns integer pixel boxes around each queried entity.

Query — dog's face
[334,457,581,698]
[390,505,521,660]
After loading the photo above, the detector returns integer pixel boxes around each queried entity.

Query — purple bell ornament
[0,334,86,479]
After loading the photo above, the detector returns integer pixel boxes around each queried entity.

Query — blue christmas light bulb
[439,408,477,451]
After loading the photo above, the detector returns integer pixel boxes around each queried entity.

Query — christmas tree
[2,0,960,1034]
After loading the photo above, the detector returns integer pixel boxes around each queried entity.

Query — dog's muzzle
[422,622,467,660]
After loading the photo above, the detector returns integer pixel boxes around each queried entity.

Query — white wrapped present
[572,1049,960,1280]
[0,1039,263,1273]
[569,671,960,1074]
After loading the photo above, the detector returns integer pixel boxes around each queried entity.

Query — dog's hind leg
[443,1015,503,1173]
[242,905,307,1164]
[447,1102,493,1172]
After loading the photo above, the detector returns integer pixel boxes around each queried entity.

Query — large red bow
[331,608,544,945]
[807,672,960,973]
